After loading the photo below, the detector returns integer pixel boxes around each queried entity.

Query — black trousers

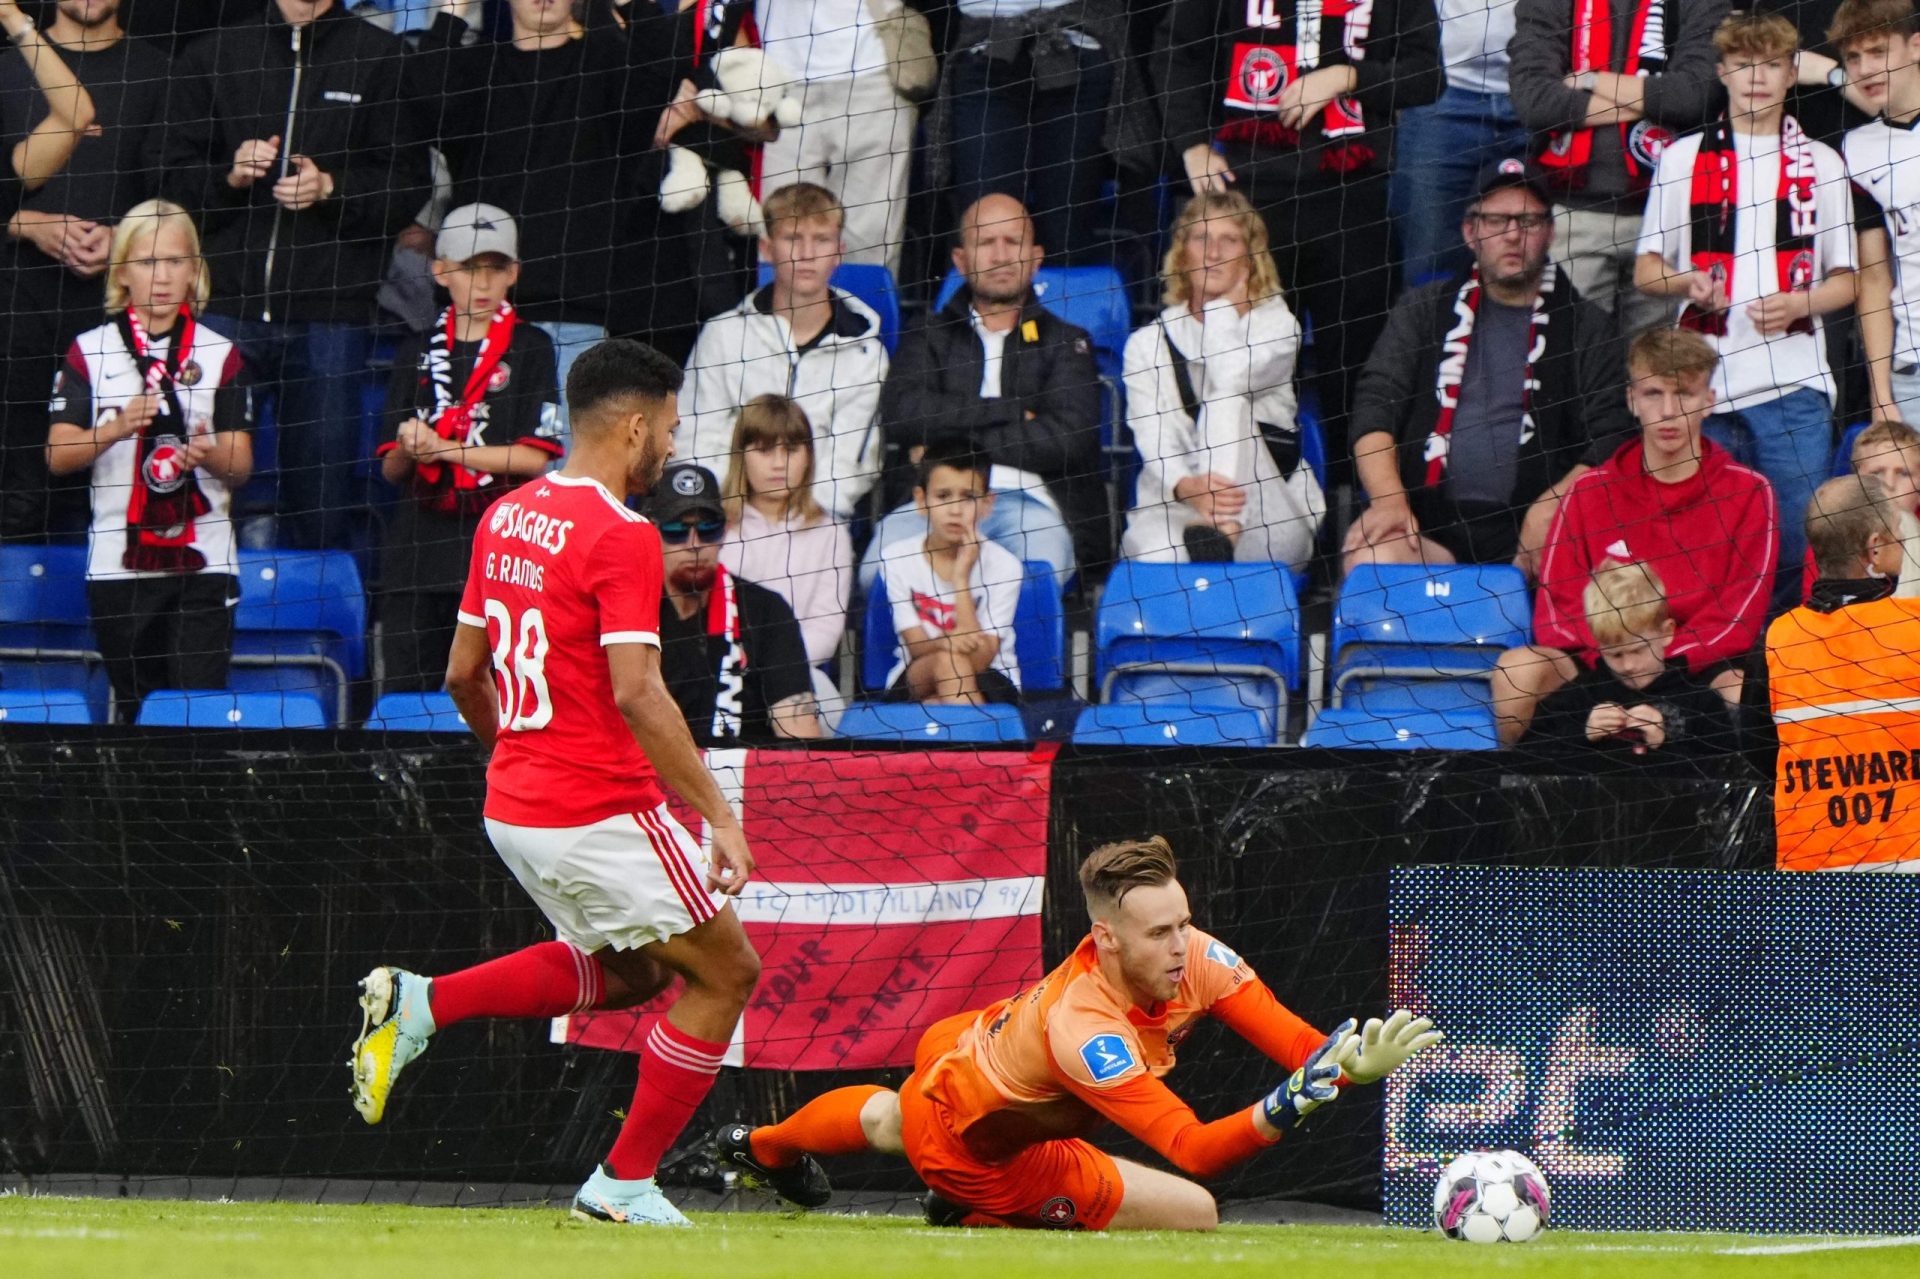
[379,590,461,695]
[88,573,238,719]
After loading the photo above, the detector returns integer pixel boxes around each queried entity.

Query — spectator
[1508,0,1728,338]
[878,440,1023,706]
[375,204,562,694]
[1846,418,1920,596]
[163,0,428,550]
[1156,0,1441,475]
[718,393,853,724]
[1347,158,1635,578]
[1391,0,1530,286]
[754,0,915,272]
[1634,11,1857,611]
[1769,472,1920,870]
[867,193,1100,589]
[678,182,887,522]
[44,200,253,717]
[1489,326,1777,745]
[1526,558,1745,757]
[645,461,823,743]
[408,0,711,409]
[1833,0,1920,423]
[0,0,95,211]
[1,0,164,542]
[1119,191,1324,569]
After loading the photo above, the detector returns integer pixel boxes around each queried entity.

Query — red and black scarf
[1539,0,1672,193]
[416,302,518,515]
[1679,115,1821,339]
[705,561,746,740]
[1218,0,1376,174]
[1424,267,1553,488]
[117,306,212,574]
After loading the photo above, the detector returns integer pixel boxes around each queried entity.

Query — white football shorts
[485,805,724,951]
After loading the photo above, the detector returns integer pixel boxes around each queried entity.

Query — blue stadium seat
[0,689,96,725]
[756,262,901,355]
[835,701,1028,744]
[936,265,1130,375]
[0,657,111,725]
[1302,705,1500,751]
[1331,564,1531,708]
[135,690,329,729]
[1102,671,1281,745]
[0,543,94,652]
[366,691,468,732]
[1336,675,1492,716]
[231,550,367,724]
[1831,421,1871,478]
[862,561,1064,693]
[1071,702,1273,748]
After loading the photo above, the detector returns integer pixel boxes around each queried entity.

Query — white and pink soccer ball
[1432,1149,1552,1243]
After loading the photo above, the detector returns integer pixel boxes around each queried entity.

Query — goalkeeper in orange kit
[712,836,1441,1231]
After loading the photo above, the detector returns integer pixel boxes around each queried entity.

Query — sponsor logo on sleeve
[1078,1033,1138,1084]
[1206,939,1242,969]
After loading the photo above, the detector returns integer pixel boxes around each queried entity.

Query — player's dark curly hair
[1079,836,1178,917]
[566,338,684,422]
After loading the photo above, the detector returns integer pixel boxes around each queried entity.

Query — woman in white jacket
[1119,191,1323,567]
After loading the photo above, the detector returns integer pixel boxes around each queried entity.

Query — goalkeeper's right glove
[1262,1018,1359,1129]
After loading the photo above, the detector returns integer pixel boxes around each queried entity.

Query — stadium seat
[0,543,95,653]
[936,265,1131,376]
[1301,705,1500,750]
[366,692,468,732]
[231,550,368,725]
[1102,671,1281,745]
[1330,564,1531,708]
[1831,421,1870,478]
[0,689,96,725]
[135,690,330,729]
[834,701,1028,744]
[0,657,111,725]
[861,561,1065,693]
[757,262,901,355]
[1335,675,1492,716]
[1070,702,1273,748]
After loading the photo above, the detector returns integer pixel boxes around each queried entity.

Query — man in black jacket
[163,0,429,549]
[1345,159,1634,578]
[864,194,1102,588]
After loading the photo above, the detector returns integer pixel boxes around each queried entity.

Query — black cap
[1470,157,1554,211]
[645,463,725,525]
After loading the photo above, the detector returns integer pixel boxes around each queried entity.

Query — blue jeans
[534,320,610,458]
[1389,88,1530,287]
[1703,387,1834,614]
[859,489,1076,592]
[208,316,374,550]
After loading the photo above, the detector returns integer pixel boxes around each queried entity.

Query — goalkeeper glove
[1262,1018,1359,1129]
[1343,1009,1443,1085]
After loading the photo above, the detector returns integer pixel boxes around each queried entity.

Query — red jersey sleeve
[583,517,664,648]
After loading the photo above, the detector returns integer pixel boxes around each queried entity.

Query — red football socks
[748,1084,889,1169]
[605,1018,728,1180]
[427,940,604,1029]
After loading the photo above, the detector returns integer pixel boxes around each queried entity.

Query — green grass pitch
[4,1196,1918,1279]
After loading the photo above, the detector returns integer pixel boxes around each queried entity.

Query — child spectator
[1633,12,1857,611]
[1490,326,1777,745]
[44,199,252,719]
[718,393,852,720]
[1527,559,1745,758]
[1847,419,1920,597]
[375,204,561,693]
[881,441,1022,707]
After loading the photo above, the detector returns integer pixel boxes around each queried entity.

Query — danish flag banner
[560,746,1055,1070]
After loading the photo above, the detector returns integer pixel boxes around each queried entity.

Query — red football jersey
[458,472,667,827]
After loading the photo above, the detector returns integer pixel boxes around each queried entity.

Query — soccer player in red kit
[350,339,762,1228]
[716,837,1441,1231]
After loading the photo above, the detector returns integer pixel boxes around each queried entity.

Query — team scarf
[415,302,518,515]
[705,561,746,741]
[1423,267,1554,489]
[1678,115,1821,339]
[1539,0,1672,194]
[117,306,213,573]
[1218,0,1376,174]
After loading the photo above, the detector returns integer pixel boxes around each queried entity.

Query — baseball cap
[436,203,519,263]
[646,463,726,525]
[1470,157,1553,212]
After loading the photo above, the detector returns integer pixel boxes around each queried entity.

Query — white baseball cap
[436,203,519,263]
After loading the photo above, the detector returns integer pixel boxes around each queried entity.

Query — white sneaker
[572,1166,693,1227]
[349,966,436,1125]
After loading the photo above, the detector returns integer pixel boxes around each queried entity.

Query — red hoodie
[1536,437,1778,672]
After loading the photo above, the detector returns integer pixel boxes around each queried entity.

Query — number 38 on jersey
[483,598,553,731]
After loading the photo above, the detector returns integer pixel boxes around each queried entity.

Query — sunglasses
[657,518,726,545]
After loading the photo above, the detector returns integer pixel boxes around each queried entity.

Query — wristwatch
[1577,70,1599,93]
[1829,66,1848,89]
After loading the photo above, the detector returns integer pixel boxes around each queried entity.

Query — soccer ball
[1432,1149,1551,1243]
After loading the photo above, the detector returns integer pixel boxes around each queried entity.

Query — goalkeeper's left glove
[1343,1009,1443,1085]
[1262,1018,1359,1129]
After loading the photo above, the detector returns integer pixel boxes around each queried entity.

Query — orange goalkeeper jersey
[913,928,1327,1177]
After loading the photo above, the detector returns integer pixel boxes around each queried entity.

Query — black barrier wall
[0,729,1770,1205]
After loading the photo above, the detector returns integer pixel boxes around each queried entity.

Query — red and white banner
[560,746,1054,1070]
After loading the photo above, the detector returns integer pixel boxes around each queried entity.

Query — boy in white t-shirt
[1634,12,1858,611]
[881,441,1023,705]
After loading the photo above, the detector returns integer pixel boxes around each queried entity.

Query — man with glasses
[1344,158,1634,581]
[645,462,822,743]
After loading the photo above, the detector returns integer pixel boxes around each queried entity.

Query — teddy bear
[660,45,805,240]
